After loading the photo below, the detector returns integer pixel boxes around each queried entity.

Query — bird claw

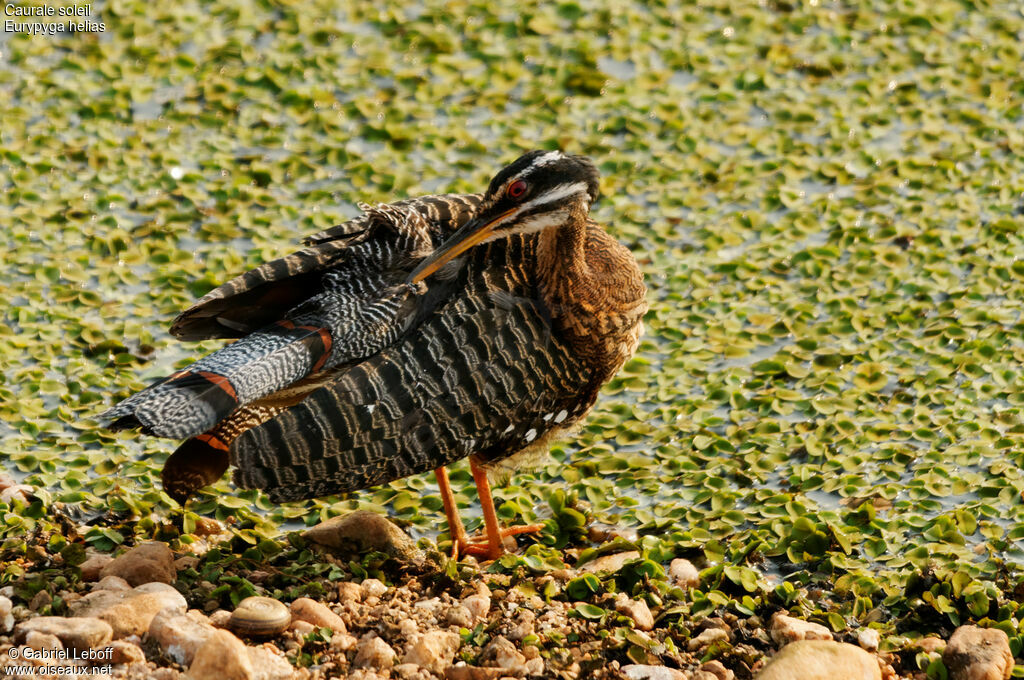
[450,523,545,562]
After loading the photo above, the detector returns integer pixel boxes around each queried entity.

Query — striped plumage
[105,151,647,558]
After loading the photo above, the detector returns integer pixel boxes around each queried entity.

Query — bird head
[408,150,600,284]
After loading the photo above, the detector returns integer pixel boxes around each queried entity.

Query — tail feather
[102,322,332,439]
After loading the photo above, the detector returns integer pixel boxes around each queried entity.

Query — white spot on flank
[554,409,568,423]
[543,412,553,421]
[525,428,537,442]
[366,404,376,413]
[503,423,515,434]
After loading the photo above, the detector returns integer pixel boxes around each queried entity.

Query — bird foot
[454,523,545,561]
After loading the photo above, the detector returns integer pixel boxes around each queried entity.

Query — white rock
[621,665,688,680]
[769,612,833,645]
[354,634,396,670]
[688,627,729,651]
[668,559,700,589]
[402,630,461,673]
[615,594,655,631]
[857,628,880,652]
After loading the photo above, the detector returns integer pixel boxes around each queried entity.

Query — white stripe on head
[529,151,565,168]
[514,181,588,215]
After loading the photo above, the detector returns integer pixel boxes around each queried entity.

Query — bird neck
[534,205,648,383]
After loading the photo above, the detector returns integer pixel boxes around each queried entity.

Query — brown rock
[149,608,217,666]
[688,627,729,651]
[79,553,114,582]
[246,644,295,680]
[93,575,132,591]
[29,589,52,611]
[337,582,362,603]
[700,660,734,680]
[615,594,654,631]
[99,541,176,586]
[446,666,507,680]
[755,640,880,680]
[25,630,63,651]
[769,612,833,645]
[916,636,946,654]
[15,615,113,650]
[188,629,254,680]
[621,665,688,680]
[446,604,473,629]
[290,597,346,634]
[108,639,146,665]
[942,625,1012,680]
[289,620,316,636]
[668,559,700,589]
[72,582,187,638]
[480,635,527,676]
[354,634,397,670]
[577,551,640,574]
[403,630,461,673]
[302,511,420,560]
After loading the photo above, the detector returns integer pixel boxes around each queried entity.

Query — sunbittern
[104,151,647,559]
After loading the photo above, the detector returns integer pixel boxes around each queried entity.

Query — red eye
[507,180,528,198]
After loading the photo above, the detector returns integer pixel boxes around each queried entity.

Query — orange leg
[463,455,545,561]
[435,466,468,559]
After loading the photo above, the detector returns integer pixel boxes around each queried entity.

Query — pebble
[403,630,462,673]
[0,594,14,633]
[289,619,316,636]
[228,596,291,639]
[700,660,734,680]
[361,578,389,600]
[688,627,729,651]
[668,559,700,589]
[247,644,297,680]
[615,594,655,631]
[578,551,641,574]
[290,597,347,634]
[445,666,507,680]
[769,612,833,644]
[446,604,474,629]
[942,625,1013,680]
[188,629,253,680]
[462,594,490,623]
[92,575,132,592]
[71,581,187,638]
[302,510,421,560]
[98,541,176,586]
[15,615,113,650]
[480,635,527,676]
[621,665,688,680]
[755,640,880,680]
[108,639,147,665]
[25,630,63,651]
[354,634,397,670]
[857,628,880,652]
[338,581,363,603]
[506,610,535,642]
[79,553,114,582]
[149,608,217,666]
[915,636,946,654]
[331,632,358,652]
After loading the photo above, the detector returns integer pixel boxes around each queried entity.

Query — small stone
[688,627,729,651]
[108,639,146,665]
[446,605,473,629]
[93,575,132,591]
[403,630,461,673]
[71,582,188,638]
[393,663,426,679]
[79,553,114,582]
[188,629,254,680]
[25,630,63,651]
[668,559,700,589]
[247,644,296,680]
[755,640,880,680]
[209,610,232,628]
[174,555,200,572]
[525,658,544,675]
[615,594,655,631]
[507,610,535,642]
[361,578,389,600]
[769,612,833,645]
[399,618,419,638]
[0,594,14,633]
[578,551,641,574]
[194,517,224,536]
[480,635,527,676]
[857,628,880,652]
[29,589,52,611]
[462,594,490,623]
[289,620,316,636]
[700,660,734,680]
[331,632,358,652]
[446,666,506,680]
[621,665,688,680]
[290,597,347,634]
[99,541,176,586]
[338,582,362,603]
[15,616,113,650]
[303,510,421,560]
[942,625,1012,680]
[149,608,217,666]
[228,596,291,639]
[355,634,397,670]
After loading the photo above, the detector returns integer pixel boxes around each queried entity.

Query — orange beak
[407,207,517,285]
